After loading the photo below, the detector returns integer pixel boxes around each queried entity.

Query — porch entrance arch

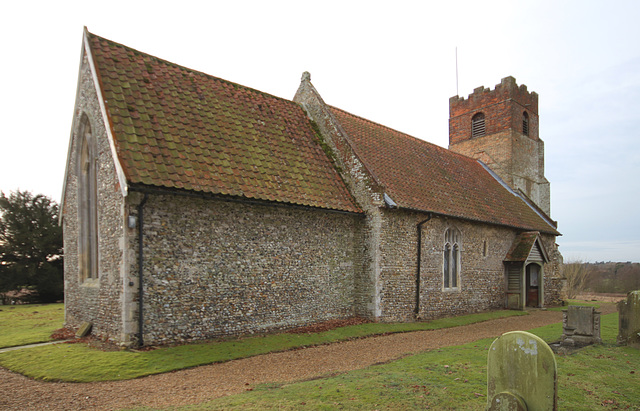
[504,232,549,310]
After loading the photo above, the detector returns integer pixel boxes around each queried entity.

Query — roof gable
[85,31,360,213]
[329,107,559,234]
[505,231,550,262]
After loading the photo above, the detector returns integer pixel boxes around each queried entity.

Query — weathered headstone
[617,290,640,347]
[76,321,93,338]
[561,306,601,347]
[487,331,557,411]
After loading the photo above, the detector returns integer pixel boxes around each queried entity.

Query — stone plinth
[561,306,601,347]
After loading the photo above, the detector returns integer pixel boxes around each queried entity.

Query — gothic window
[522,111,529,136]
[77,114,98,281]
[471,112,485,138]
[443,228,461,289]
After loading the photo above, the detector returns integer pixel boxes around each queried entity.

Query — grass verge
[0,303,64,348]
[0,309,525,382]
[174,313,639,410]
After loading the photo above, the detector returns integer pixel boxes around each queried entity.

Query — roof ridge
[83,30,362,213]
[331,105,560,235]
[86,29,296,106]
[328,105,435,145]
[328,105,479,163]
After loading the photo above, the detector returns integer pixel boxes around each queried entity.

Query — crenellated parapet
[449,76,538,114]
[449,76,539,145]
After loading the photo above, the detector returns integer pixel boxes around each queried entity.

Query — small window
[443,228,461,289]
[522,111,529,136]
[471,113,485,138]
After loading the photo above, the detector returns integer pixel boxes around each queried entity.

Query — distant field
[574,293,627,303]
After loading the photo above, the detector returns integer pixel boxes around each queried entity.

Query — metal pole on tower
[456,46,459,96]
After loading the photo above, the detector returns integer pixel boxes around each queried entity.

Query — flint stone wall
[378,211,513,321]
[63,51,129,343]
[132,193,364,345]
[376,209,564,321]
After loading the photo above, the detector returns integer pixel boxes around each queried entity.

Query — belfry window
[443,228,461,289]
[471,112,485,138]
[77,114,98,281]
[522,111,529,136]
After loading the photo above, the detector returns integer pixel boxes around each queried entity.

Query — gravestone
[76,321,92,338]
[487,331,557,411]
[617,291,640,347]
[561,306,601,347]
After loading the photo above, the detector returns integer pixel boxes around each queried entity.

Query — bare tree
[563,260,590,299]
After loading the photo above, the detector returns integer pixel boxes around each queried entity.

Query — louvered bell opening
[472,113,485,138]
[522,112,529,136]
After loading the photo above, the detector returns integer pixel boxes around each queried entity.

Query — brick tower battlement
[449,76,539,145]
[448,76,550,216]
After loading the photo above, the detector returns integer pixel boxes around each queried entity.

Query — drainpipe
[415,213,432,318]
[137,194,148,347]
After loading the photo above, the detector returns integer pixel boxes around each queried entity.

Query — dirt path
[0,305,617,410]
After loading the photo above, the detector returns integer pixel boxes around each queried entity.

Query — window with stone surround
[443,227,461,289]
[471,112,485,138]
[77,114,98,282]
[522,111,529,136]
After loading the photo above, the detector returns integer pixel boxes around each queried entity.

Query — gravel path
[0,305,617,410]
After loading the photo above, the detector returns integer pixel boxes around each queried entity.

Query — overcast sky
[1,1,638,262]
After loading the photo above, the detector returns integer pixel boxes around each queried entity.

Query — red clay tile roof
[329,107,559,234]
[86,32,360,213]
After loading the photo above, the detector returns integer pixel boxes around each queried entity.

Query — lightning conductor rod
[455,46,459,96]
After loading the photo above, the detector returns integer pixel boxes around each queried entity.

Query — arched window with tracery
[443,227,461,289]
[77,114,98,281]
[522,111,529,136]
[471,112,485,138]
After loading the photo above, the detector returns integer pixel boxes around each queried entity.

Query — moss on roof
[87,31,361,213]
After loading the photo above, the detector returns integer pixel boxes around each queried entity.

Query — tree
[0,190,63,303]
[563,260,590,299]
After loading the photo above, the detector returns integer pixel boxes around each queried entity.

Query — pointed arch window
[471,112,485,138]
[522,111,529,136]
[77,114,98,281]
[443,228,461,289]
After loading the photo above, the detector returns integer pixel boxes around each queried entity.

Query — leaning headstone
[76,321,93,338]
[617,290,640,347]
[487,331,557,411]
[561,306,601,347]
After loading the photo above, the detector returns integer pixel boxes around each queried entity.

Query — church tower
[449,76,551,216]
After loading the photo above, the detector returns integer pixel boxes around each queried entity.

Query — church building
[61,29,564,346]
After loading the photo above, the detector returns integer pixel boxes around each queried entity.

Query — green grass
[2,303,637,410]
[0,303,64,348]
[175,313,640,410]
[0,309,525,382]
